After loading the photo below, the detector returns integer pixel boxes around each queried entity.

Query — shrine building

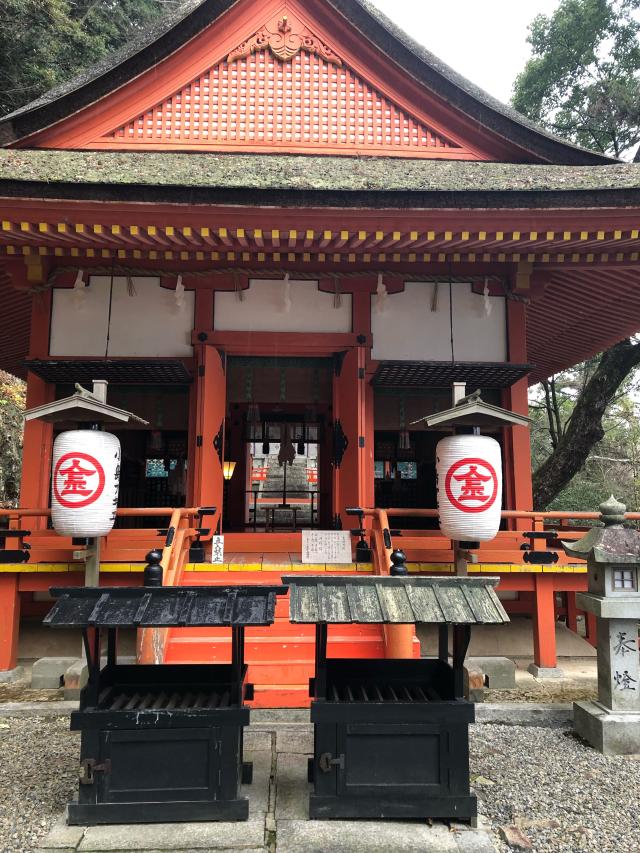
[1,0,640,703]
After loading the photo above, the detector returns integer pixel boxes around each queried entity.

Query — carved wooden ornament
[228,14,342,65]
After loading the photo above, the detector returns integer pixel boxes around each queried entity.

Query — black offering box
[44,583,286,825]
[284,574,509,824]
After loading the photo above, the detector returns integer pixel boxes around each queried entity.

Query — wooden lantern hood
[412,392,531,430]
[24,382,148,426]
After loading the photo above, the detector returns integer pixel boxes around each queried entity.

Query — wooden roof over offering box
[45,586,287,628]
[283,575,509,625]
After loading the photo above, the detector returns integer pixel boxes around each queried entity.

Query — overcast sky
[369,1,561,105]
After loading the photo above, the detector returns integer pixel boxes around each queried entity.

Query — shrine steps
[167,568,389,708]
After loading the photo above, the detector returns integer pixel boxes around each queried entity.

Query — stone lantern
[563,496,640,754]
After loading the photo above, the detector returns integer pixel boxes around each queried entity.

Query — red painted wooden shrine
[0,0,639,701]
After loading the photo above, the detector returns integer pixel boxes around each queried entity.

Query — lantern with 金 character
[51,430,121,538]
[25,381,148,542]
[412,389,531,543]
[436,434,502,541]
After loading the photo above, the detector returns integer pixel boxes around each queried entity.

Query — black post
[353,509,372,563]
[452,624,472,699]
[143,549,163,587]
[107,628,118,668]
[390,548,408,576]
[232,626,245,706]
[438,624,449,662]
[314,623,328,700]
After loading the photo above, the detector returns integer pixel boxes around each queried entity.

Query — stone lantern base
[574,701,640,755]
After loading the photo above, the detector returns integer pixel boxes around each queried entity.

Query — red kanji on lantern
[444,457,498,514]
[453,464,492,501]
[53,451,106,509]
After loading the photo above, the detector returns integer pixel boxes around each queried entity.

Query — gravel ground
[486,683,597,704]
[0,716,77,853]
[470,723,640,853]
[1,716,639,853]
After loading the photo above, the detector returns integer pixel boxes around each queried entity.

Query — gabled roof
[0,0,613,164]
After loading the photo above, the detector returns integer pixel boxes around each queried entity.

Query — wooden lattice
[107,50,458,152]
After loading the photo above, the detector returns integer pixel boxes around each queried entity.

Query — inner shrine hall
[1,0,640,703]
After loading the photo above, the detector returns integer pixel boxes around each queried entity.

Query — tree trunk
[532,339,640,509]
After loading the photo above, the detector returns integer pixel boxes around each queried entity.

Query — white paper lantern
[436,435,502,542]
[51,431,121,537]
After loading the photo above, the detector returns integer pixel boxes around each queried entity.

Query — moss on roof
[0,150,636,193]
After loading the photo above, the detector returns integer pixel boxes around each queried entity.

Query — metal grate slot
[152,691,168,710]
[102,687,236,712]
[124,692,141,711]
[138,693,154,710]
[329,682,434,703]
[98,687,113,706]
[110,694,128,711]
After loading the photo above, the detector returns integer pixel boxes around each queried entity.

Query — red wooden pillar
[566,591,578,633]
[0,575,20,673]
[192,345,226,524]
[531,574,558,670]
[20,283,54,516]
[504,299,533,529]
[333,346,369,527]
[20,372,54,512]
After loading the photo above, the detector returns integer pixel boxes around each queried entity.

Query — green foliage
[0,372,25,506]
[513,0,640,156]
[0,0,183,117]
[530,360,640,511]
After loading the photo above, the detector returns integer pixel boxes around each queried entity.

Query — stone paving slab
[36,734,498,853]
[244,729,272,753]
[77,820,266,851]
[246,750,272,819]
[276,819,460,852]
[275,729,313,754]
[39,817,85,849]
[275,754,310,820]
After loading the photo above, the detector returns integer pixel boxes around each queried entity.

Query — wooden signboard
[211,535,225,564]
[302,530,352,564]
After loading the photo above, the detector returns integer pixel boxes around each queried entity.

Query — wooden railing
[351,507,640,576]
[0,506,205,567]
[0,506,217,666]
[137,506,218,665]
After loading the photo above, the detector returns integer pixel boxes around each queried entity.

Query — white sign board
[210,535,225,564]
[302,530,352,564]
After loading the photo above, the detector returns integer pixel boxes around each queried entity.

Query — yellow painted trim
[418,563,453,573]
[184,563,229,572]
[0,561,585,576]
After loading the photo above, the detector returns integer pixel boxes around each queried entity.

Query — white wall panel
[50,277,111,356]
[371,282,507,362]
[214,279,352,333]
[107,277,194,357]
[49,276,194,358]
